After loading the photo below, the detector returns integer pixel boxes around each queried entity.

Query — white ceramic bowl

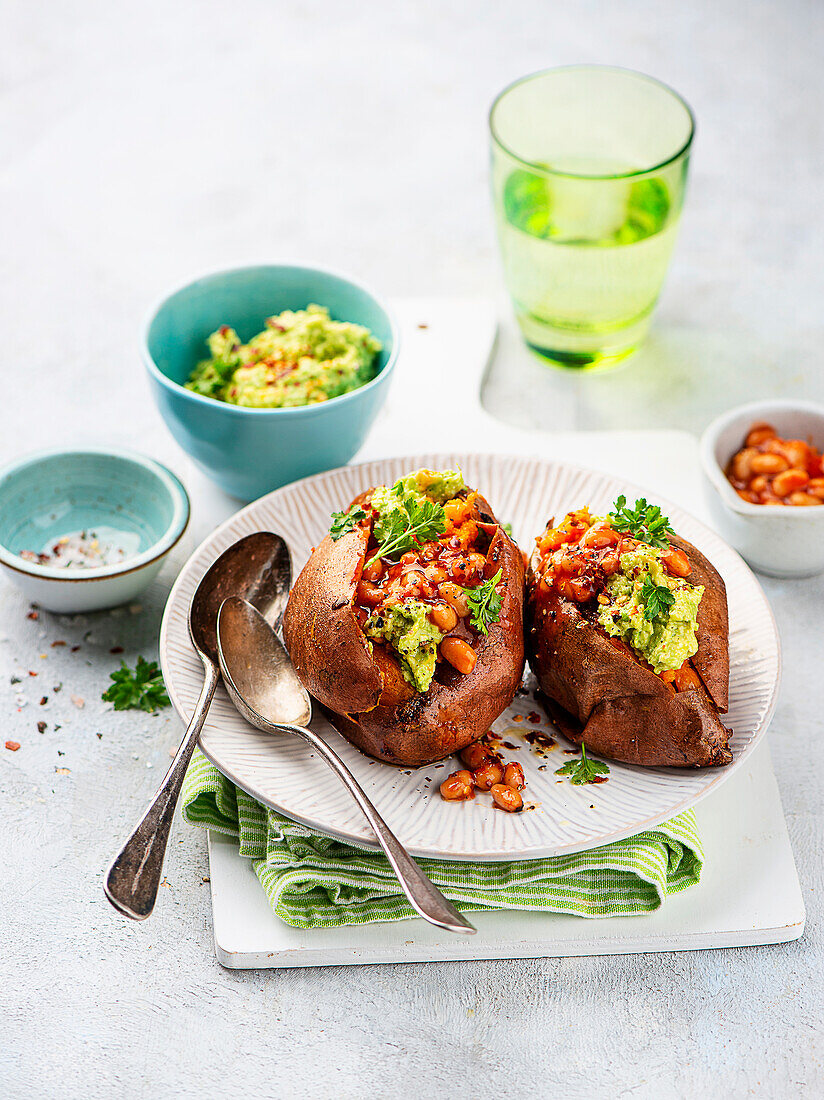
[700,399,824,578]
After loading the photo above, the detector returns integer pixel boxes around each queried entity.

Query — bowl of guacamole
[143,265,398,500]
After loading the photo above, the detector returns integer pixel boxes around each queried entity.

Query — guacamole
[364,600,445,692]
[597,545,703,674]
[186,304,381,408]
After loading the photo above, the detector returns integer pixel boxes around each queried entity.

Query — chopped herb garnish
[329,504,368,540]
[640,575,676,622]
[102,657,170,714]
[608,495,674,548]
[554,743,610,785]
[367,487,446,567]
[463,569,503,635]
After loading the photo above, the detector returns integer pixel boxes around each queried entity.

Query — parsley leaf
[463,568,503,634]
[640,574,676,622]
[329,504,368,540]
[102,657,170,714]
[555,743,610,785]
[367,491,446,566]
[608,495,675,548]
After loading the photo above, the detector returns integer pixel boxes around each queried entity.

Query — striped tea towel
[182,748,703,929]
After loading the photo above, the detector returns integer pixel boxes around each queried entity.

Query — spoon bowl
[217,596,476,936]
[104,532,292,921]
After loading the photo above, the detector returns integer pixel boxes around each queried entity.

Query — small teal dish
[0,448,190,613]
[143,264,399,501]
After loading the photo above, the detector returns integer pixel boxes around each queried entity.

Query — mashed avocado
[597,545,703,674]
[364,600,444,692]
[186,304,381,408]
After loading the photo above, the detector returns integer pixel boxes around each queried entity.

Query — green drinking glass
[490,66,695,369]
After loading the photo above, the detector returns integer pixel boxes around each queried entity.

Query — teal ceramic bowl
[0,448,190,613]
[143,264,399,500]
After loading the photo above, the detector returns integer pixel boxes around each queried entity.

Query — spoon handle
[284,723,476,935]
[104,662,220,920]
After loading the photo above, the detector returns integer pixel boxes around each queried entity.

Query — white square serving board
[208,739,803,969]
[196,299,804,968]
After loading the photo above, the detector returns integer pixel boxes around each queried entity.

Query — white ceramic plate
[160,453,781,861]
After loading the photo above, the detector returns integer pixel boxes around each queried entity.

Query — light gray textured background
[3,1,823,1097]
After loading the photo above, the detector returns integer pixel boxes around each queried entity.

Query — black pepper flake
[109,646,124,655]
[10,676,21,685]
[71,645,81,653]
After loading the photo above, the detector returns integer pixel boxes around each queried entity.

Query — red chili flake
[39,696,48,706]
[109,646,124,655]
[590,775,609,784]
[5,741,20,751]
[37,721,47,733]
[28,670,38,677]
[51,640,66,648]
[527,711,541,724]
[27,611,39,621]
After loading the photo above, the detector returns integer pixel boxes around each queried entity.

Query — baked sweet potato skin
[283,490,525,767]
[525,538,732,769]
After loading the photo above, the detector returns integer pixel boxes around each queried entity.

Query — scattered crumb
[417,322,429,330]
[53,684,62,693]
[51,640,66,648]
[5,741,20,751]
[202,876,210,883]
[39,696,48,706]
[71,645,81,653]
[109,646,124,655]
[96,733,103,740]
[70,695,85,709]
[54,767,71,775]
[27,611,39,621]
[129,604,142,615]
[37,721,47,733]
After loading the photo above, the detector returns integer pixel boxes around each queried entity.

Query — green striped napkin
[182,748,703,929]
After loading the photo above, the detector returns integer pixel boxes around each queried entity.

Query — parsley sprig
[367,489,446,567]
[329,504,368,540]
[555,743,610,785]
[640,575,676,622]
[102,657,170,714]
[608,495,674,549]
[463,569,503,634]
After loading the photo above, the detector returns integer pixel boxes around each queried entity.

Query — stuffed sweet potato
[283,468,525,766]
[526,497,732,768]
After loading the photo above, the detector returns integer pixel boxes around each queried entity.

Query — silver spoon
[217,596,476,936]
[104,533,291,920]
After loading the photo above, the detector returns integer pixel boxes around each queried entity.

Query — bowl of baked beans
[701,399,824,577]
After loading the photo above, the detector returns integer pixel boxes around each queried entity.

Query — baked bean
[491,783,523,812]
[780,440,811,469]
[737,489,760,504]
[430,602,458,632]
[362,558,384,583]
[424,563,447,584]
[472,758,504,791]
[745,423,777,447]
[568,578,594,602]
[582,523,620,549]
[440,636,477,674]
[440,770,475,801]
[673,665,701,691]
[749,475,769,493]
[772,468,809,498]
[440,582,470,617]
[600,548,620,575]
[357,581,384,607]
[750,452,789,475]
[661,547,691,578]
[503,762,526,790]
[731,448,758,481]
[460,742,493,770]
[808,478,824,499]
[789,492,822,506]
